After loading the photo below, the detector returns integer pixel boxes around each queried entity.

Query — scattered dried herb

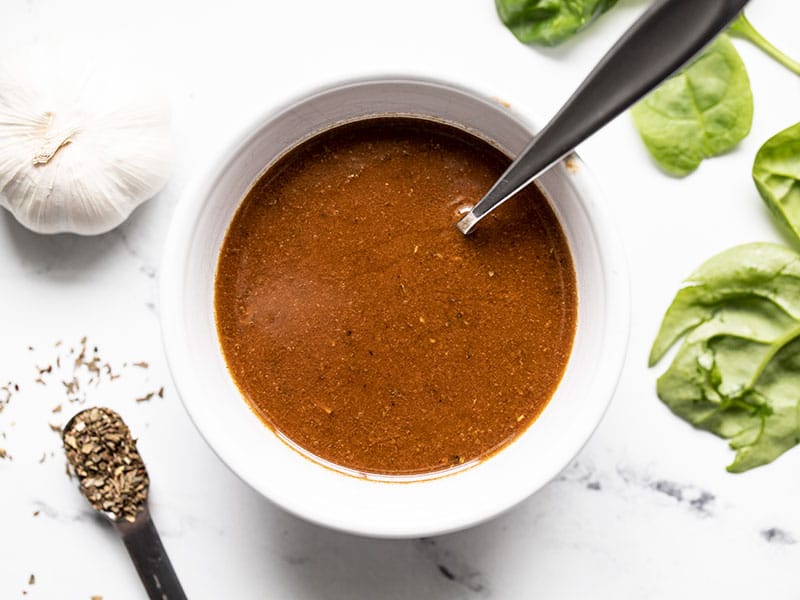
[63,407,149,522]
[0,381,17,413]
[0,337,164,466]
[62,378,79,397]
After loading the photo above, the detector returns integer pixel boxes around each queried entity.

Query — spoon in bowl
[456,0,751,235]
[63,407,187,600]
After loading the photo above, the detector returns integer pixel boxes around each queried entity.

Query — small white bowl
[160,76,630,538]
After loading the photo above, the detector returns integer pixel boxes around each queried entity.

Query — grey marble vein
[761,528,796,545]
[415,538,490,597]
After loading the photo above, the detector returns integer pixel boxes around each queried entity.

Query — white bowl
[160,76,630,538]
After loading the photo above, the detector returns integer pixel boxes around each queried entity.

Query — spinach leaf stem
[730,13,800,77]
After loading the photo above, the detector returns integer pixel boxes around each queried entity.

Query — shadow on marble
[248,496,537,600]
[0,191,168,280]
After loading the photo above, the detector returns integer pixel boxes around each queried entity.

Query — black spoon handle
[457,0,751,234]
[115,506,188,600]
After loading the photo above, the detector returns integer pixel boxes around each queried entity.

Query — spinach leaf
[495,0,618,46]
[729,13,800,77]
[753,122,800,246]
[631,35,753,177]
[650,243,800,472]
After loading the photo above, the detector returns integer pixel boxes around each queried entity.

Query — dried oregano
[63,407,149,522]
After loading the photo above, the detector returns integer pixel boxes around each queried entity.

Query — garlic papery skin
[0,51,172,235]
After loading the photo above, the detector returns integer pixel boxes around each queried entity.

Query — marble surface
[2,0,800,597]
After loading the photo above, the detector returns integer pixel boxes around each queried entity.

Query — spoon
[456,0,751,235]
[63,407,187,600]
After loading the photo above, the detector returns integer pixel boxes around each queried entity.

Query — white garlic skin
[0,52,172,235]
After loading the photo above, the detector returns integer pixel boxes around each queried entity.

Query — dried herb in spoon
[62,407,148,522]
[62,407,186,599]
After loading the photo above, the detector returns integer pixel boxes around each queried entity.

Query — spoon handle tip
[116,507,187,600]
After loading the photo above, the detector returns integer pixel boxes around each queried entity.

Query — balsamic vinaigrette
[215,118,577,475]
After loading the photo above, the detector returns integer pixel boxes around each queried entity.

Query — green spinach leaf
[631,35,753,177]
[753,122,800,246]
[495,0,618,46]
[650,243,800,472]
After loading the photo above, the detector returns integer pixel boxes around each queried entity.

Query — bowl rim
[159,73,631,538]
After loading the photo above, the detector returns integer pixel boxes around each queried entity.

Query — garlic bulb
[0,50,172,235]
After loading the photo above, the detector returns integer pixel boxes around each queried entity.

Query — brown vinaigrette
[215,118,577,476]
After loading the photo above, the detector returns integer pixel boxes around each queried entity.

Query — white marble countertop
[2,0,800,598]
